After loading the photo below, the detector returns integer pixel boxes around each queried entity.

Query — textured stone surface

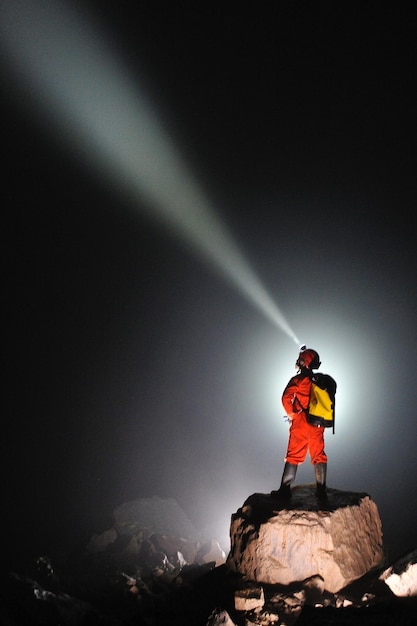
[234,585,265,611]
[380,549,417,597]
[85,497,226,568]
[227,486,384,593]
[113,496,199,539]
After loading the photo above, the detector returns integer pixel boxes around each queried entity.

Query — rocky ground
[1,540,417,625]
[1,495,416,625]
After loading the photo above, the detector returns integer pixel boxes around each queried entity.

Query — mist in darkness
[2,2,416,568]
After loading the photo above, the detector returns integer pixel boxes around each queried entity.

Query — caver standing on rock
[274,346,328,500]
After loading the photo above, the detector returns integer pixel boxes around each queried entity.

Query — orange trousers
[285,412,327,465]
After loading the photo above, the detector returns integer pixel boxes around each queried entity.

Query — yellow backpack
[307,373,337,433]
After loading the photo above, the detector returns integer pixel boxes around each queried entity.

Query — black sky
[2,2,416,568]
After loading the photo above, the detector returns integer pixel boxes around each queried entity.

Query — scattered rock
[197,538,227,567]
[380,549,417,597]
[206,607,237,625]
[86,527,118,553]
[234,584,265,611]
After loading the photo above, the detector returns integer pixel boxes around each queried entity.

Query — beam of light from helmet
[0,0,299,345]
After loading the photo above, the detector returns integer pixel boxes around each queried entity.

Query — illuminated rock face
[380,549,417,597]
[227,486,384,593]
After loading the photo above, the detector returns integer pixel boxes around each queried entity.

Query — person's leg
[314,462,327,499]
[276,461,298,498]
[309,426,327,499]
[273,416,308,498]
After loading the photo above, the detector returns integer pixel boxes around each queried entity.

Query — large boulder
[112,496,199,539]
[86,496,226,569]
[227,486,384,593]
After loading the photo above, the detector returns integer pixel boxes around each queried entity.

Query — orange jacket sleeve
[282,373,312,416]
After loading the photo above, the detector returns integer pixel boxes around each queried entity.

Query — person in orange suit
[274,346,327,500]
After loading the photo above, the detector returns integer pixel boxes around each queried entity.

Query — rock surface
[2,494,417,625]
[87,496,226,569]
[227,486,384,593]
[112,495,199,539]
[380,548,417,597]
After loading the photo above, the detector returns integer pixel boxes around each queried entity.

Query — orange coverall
[282,371,327,465]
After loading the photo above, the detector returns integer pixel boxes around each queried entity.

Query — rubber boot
[272,462,297,499]
[314,463,327,501]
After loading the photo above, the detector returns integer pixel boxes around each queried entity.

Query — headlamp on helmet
[296,346,321,370]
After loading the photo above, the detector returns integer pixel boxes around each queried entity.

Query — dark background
[2,2,416,569]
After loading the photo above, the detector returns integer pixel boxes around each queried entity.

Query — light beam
[0,0,299,344]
